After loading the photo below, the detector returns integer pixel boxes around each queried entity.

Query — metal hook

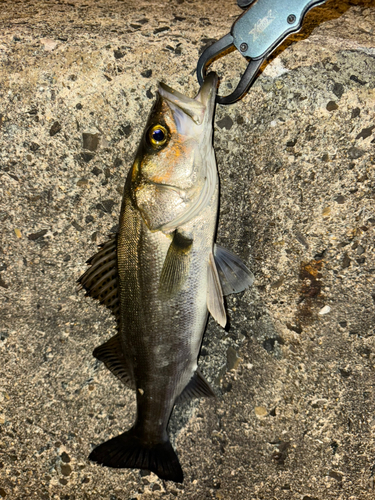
[197,34,265,105]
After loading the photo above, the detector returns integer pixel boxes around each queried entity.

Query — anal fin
[176,370,215,403]
[93,333,134,389]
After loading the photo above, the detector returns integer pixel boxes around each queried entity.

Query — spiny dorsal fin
[78,235,119,320]
[176,369,215,403]
[159,230,193,299]
[214,244,254,296]
[207,252,227,328]
[93,333,135,389]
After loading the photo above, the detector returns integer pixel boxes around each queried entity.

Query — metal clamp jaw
[197,0,328,104]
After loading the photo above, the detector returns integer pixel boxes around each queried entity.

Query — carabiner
[197,0,328,104]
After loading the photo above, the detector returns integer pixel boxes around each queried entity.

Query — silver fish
[78,73,253,483]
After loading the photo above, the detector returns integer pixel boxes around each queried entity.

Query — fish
[78,72,254,483]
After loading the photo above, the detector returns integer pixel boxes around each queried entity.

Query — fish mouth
[158,72,218,126]
[195,72,218,115]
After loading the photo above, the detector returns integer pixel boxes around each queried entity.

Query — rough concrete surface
[0,0,374,498]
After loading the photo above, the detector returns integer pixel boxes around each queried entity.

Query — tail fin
[89,428,183,483]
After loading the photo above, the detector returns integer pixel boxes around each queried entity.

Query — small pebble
[82,133,100,151]
[350,75,367,85]
[41,38,58,51]
[328,470,343,482]
[356,245,365,255]
[326,101,338,111]
[81,152,94,163]
[119,124,132,137]
[217,116,233,130]
[97,199,115,213]
[351,107,360,118]
[49,121,62,136]
[332,82,344,98]
[61,451,71,463]
[356,126,374,140]
[226,346,241,370]
[319,305,331,315]
[153,27,169,34]
[114,49,125,59]
[76,178,89,187]
[141,69,152,78]
[71,221,84,232]
[348,147,365,159]
[28,229,48,241]
[342,253,351,268]
[91,166,102,176]
[334,195,345,204]
[254,406,268,417]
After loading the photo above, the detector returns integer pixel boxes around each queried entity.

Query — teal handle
[232,0,327,60]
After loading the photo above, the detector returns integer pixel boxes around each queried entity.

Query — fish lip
[195,72,218,109]
[158,72,218,125]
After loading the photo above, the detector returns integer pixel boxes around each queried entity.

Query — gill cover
[133,73,218,232]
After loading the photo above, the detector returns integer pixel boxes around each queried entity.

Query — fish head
[131,72,218,232]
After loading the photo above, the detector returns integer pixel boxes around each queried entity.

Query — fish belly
[116,187,217,440]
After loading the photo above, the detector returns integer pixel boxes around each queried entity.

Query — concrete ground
[0,0,374,498]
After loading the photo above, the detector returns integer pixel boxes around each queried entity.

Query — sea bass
[78,73,253,483]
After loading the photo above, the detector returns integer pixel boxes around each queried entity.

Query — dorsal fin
[77,235,119,320]
[93,333,135,389]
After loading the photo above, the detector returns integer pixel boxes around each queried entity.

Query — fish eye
[148,125,168,147]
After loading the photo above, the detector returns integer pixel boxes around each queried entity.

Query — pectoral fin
[93,333,135,389]
[207,252,227,328]
[159,230,193,299]
[214,244,254,295]
[176,369,215,403]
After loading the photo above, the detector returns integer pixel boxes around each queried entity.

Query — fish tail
[88,428,183,483]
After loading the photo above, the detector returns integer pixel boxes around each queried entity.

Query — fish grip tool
[197,0,328,104]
